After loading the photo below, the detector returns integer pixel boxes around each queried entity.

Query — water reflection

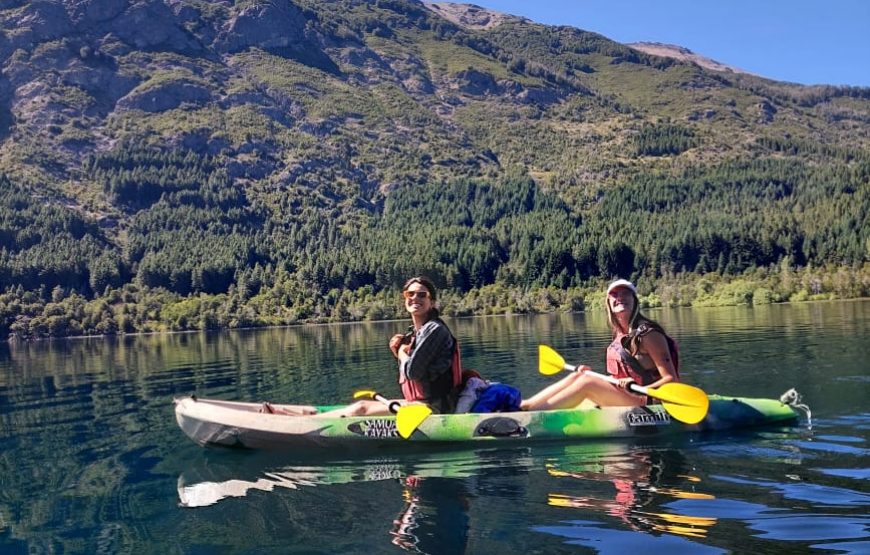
[545,447,717,539]
[536,440,870,553]
[177,449,492,509]
[531,521,727,554]
[535,443,723,550]
[715,475,870,506]
[1,301,868,553]
[177,446,536,554]
[177,442,733,553]
[389,476,470,553]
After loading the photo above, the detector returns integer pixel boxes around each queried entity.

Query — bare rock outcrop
[425,3,525,30]
[109,0,201,52]
[116,80,210,112]
[451,69,563,105]
[214,1,307,54]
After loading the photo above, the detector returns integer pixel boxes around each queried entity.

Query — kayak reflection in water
[521,279,681,410]
[547,448,717,538]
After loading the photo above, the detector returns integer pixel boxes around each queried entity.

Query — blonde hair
[605,288,640,337]
[605,288,669,357]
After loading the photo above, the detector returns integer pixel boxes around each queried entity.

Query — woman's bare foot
[258,402,318,416]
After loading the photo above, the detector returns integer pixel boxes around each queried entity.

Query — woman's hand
[617,377,637,391]
[396,344,411,363]
[389,334,405,358]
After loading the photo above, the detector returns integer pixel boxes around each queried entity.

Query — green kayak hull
[174,392,802,450]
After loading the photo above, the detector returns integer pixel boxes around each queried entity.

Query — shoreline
[9,296,868,344]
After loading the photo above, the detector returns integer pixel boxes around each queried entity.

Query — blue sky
[452,0,870,87]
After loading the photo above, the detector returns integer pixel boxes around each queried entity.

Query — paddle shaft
[370,392,403,414]
[561,360,651,396]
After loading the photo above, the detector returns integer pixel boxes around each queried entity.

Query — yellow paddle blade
[647,382,709,407]
[539,345,568,375]
[658,400,708,425]
[662,401,707,424]
[353,390,432,438]
[651,383,709,424]
[396,404,432,439]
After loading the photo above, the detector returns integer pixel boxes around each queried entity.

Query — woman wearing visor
[520,279,680,411]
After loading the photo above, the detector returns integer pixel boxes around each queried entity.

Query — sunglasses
[403,290,430,300]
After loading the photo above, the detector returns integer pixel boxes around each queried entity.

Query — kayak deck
[174,392,803,450]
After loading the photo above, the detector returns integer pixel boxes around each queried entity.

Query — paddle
[538,345,709,424]
[353,390,432,439]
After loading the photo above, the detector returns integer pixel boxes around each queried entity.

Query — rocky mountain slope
[627,42,749,76]
[1,0,866,211]
[0,0,867,337]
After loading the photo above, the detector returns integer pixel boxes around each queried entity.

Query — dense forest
[1,148,867,339]
[0,0,867,339]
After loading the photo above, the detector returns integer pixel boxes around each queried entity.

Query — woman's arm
[638,331,677,389]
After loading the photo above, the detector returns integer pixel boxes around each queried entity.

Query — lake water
[1,300,868,554]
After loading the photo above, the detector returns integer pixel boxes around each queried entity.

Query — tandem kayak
[174,389,805,450]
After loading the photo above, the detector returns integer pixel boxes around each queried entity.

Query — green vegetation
[633,122,698,156]
[1,156,867,339]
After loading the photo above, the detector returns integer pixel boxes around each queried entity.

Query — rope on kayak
[780,388,812,429]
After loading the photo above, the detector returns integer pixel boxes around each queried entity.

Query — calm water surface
[1,301,868,554]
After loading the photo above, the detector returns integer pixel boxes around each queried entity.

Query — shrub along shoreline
[4,263,867,340]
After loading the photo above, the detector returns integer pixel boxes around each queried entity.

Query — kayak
[174,389,804,450]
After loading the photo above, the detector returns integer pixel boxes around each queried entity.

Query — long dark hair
[403,276,440,320]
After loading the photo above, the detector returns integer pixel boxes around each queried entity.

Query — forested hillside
[0,0,867,338]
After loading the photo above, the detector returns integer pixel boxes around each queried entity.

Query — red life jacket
[399,337,463,410]
[606,323,680,385]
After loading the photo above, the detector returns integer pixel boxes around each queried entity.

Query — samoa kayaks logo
[365,464,402,481]
[626,408,671,426]
[347,419,399,438]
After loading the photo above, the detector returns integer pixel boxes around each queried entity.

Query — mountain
[0,0,867,338]
[626,42,749,76]
[425,1,527,29]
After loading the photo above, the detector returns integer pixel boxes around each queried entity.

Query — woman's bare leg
[521,372,586,410]
[318,400,393,417]
[522,373,642,410]
[582,378,644,408]
[259,402,318,415]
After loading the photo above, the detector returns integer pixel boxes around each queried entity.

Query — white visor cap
[606,279,637,295]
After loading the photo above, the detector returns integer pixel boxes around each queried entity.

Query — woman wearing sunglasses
[325,276,462,417]
[392,276,463,412]
[520,279,680,410]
